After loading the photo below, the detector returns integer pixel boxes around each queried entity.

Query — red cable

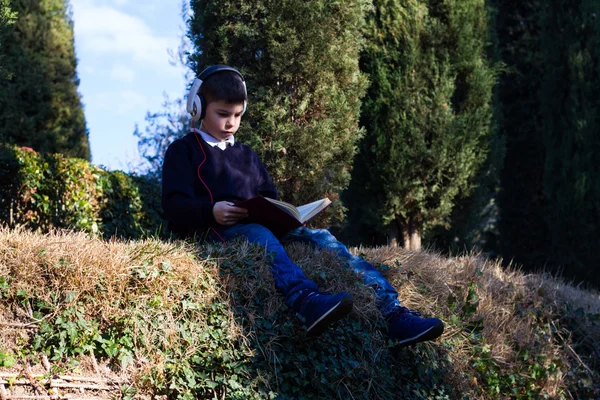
[193,129,213,203]
[192,125,226,243]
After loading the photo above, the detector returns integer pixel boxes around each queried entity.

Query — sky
[70,0,190,171]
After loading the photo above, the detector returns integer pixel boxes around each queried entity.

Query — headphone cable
[191,121,226,243]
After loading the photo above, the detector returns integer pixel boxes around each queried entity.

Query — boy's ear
[188,65,248,121]
[187,79,204,121]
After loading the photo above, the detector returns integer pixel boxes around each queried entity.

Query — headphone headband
[198,65,245,82]
[187,65,247,121]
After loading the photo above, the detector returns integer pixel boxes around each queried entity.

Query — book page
[296,198,332,223]
[264,197,301,220]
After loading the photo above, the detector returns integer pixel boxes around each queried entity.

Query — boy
[162,65,444,346]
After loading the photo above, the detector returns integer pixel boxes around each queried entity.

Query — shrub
[0,145,165,239]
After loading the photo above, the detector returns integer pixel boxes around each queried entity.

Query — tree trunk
[402,223,410,249]
[400,216,422,250]
[409,216,422,250]
[388,221,400,247]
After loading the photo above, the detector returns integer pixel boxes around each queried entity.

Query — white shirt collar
[192,128,235,151]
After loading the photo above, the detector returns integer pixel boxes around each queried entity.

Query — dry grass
[0,227,225,330]
[0,226,235,396]
[358,245,600,397]
[0,226,599,399]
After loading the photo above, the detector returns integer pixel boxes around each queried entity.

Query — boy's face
[201,100,244,142]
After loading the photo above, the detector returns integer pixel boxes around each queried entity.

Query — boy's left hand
[213,201,249,226]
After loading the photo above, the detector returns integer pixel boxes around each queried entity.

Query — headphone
[186,65,247,121]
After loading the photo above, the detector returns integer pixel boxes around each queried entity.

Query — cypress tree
[495,0,549,272]
[0,0,13,28]
[538,0,600,285]
[428,3,506,256]
[0,0,89,160]
[0,0,16,79]
[187,0,369,224]
[495,0,600,286]
[345,0,496,249]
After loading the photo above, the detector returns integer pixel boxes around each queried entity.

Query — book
[236,196,332,236]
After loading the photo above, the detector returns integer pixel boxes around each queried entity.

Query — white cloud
[71,0,178,69]
[71,0,188,171]
[110,64,135,83]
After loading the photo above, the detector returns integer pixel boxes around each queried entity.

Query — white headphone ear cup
[192,95,202,121]
[242,100,247,115]
[187,78,203,119]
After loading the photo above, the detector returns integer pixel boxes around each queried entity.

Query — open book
[236,196,332,236]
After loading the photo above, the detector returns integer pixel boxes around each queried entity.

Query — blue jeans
[214,223,401,315]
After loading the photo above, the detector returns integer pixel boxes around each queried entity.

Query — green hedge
[0,145,165,239]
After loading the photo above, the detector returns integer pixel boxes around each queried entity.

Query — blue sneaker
[293,291,353,337]
[387,307,444,348]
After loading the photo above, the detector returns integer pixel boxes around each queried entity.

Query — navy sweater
[162,132,278,237]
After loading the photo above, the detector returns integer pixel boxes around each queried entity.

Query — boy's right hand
[213,201,249,226]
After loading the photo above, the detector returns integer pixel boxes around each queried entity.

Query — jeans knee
[311,228,337,244]
[230,223,281,246]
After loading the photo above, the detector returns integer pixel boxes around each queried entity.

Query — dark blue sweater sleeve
[255,153,278,200]
[161,139,216,229]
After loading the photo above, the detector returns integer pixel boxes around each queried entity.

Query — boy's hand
[213,201,249,226]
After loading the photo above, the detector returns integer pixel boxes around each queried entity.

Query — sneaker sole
[306,297,353,338]
[391,320,444,350]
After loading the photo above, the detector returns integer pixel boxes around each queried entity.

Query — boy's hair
[199,71,247,105]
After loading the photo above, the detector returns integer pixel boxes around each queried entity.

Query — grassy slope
[0,227,598,399]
